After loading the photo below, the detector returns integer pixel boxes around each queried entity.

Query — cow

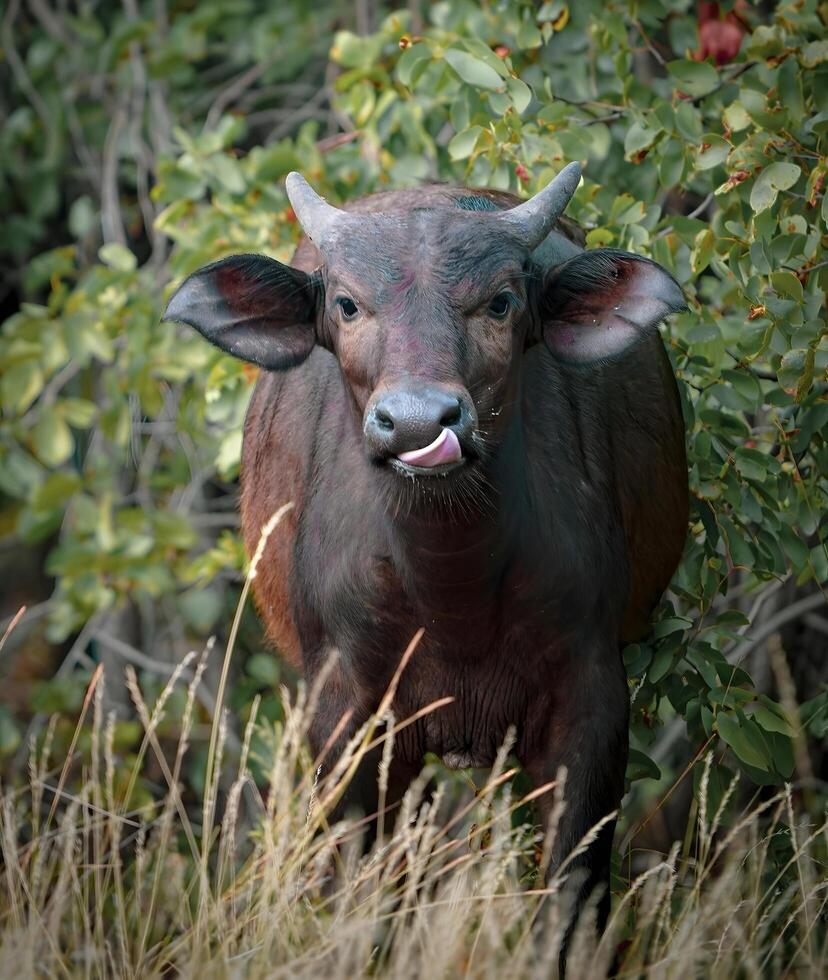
[164,161,689,940]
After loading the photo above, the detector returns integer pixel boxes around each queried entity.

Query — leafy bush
[0,0,826,887]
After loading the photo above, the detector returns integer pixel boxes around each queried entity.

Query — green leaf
[750,704,794,737]
[459,38,511,79]
[778,347,812,399]
[179,587,222,632]
[506,77,532,114]
[696,134,730,171]
[98,242,137,272]
[691,228,715,274]
[0,708,21,757]
[397,42,432,87]
[651,616,692,639]
[800,40,828,68]
[686,647,719,689]
[675,101,703,141]
[623,643,652,676]
[32,472,81,509]
[516,19,543,50]
[216,429,242,479]
[247,653,280,686]
[61,397,97,428]
[444,49,504,91]
[800,691,828,738]
[331,30,384,69]
[667,59,719,97]
[723,102,751,132]
[448,125,484,161]
[716,712,770,771]
[209,155,246,195]
[624,121,659,159]
[1,361,44,414]
[649,645,675,683]
[626,747,661,782]
[31,411,75,467]
[770,270,803,302]
[749,163,801,213]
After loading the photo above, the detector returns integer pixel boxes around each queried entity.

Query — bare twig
[265,86,332,142]
[803,613,828,637]
[2,0,55,136]
[29,0,73,44]
[203,57,280,133]
[19,361,83,428]
[657,192,716,238]
[727,592,827,664]
[631,18,667,68]
[93,631,246,760]
[101,104,128,245]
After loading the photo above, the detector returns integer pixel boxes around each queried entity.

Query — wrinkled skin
[165,181,689,948]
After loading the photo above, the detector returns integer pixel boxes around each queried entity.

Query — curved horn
[285,172,349,249]
[499,161,582,249]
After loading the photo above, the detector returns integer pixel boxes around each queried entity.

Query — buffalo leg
[522,650,629,943]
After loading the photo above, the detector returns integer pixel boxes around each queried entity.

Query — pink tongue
[397,428,462,468]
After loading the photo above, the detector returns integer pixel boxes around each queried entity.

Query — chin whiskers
[376,455,497,523]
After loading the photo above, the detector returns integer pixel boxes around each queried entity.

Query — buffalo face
[316,210,536,483]
[164,164,685,508]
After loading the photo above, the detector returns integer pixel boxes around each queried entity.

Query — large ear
[163,254,320,370]
[540,249,686,363]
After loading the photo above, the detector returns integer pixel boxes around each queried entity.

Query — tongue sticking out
[397,428,462,468]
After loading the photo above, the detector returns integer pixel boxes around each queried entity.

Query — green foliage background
[0,0,826,822]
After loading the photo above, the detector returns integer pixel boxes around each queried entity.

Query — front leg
[521,646,629,941]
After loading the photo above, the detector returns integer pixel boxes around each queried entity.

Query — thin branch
[265,86,332,142]
[100,103,128,245]
[631,18,667,67]
[20,360,83,428]
[727,592,827,664]
[657,192,716,238]
[692,60,758,106]
[93,632,244,758]
[2,0,54,135]
[29,0,73,44]
[803,613,828,637]
[202,56,280,133]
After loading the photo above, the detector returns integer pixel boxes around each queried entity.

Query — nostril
[374,406,395,431]
[440,399,463,428]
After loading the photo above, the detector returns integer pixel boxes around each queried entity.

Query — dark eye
[337,296,359,320]
[487,292,513,319]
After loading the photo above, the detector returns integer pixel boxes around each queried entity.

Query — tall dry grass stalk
[0,511,825,978]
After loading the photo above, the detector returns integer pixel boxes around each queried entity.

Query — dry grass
[0,650,825,979]
[1,512,825,978]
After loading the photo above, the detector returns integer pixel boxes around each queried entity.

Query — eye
[337,296,359,320]
[487,292,513,319]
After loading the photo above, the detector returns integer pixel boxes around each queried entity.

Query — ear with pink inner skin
[540,249,686,363]
[163,254,319,370]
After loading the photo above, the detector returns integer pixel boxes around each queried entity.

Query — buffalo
[165,161,688,938]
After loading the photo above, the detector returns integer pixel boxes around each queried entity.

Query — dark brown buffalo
[165,163,688,936]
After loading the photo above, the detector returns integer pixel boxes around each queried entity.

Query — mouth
[388,456,467,478]
[389,427,468,478]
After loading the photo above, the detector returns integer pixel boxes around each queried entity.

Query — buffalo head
[165,164,684,497]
